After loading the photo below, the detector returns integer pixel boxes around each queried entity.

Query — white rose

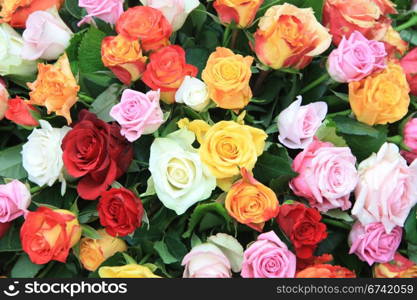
[0,24,37,77]
[140,0,200,31]
[22,120,71,195]
[149,128,216,215]
[175,76,211,112]
[22,8,73,61]
[207,233,244,272]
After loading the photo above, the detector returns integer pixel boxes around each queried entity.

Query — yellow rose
[349,62,410,126]
[381,26,409,56]
[213,0,264,28]
[179,118,267,190]
[27,53,80,124]
[79,229,127,272]
[99,264,161,278]
[202,47,253,110]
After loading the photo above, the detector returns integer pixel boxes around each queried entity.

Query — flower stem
[395,14,417,32]
[386,135,403,145]
[30,185,44,194]
[322,218,352,230]
[253,69,272,95]
[299,73,331,95]
[230,29,239,49]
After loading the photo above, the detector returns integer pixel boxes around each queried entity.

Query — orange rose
[296,264,356,278]
[225,168,279,232]
[374,253,417,278]
[213,0,264,28]
[0,0,64,28]
[101,34,148,85]
[202,47,253,110]
[381,26,409,57]
[323,0,397,45]
[349,62,410,126]
[142,45,198,103]
[254,3,331,70]
[27,53,80,125]
[116,6,172,53]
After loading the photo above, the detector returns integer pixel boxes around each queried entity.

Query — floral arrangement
[1,0,417,279]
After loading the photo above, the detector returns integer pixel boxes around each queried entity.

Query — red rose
[20,207,81,264]
[98,187,144,237]
[0,222,11,239]
[5,97,39,127]
[62,110,133,200]
[276,203,327,259]
[401,48,417,96]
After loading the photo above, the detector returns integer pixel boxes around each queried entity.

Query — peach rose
[254,3,331,70]
[202,47,253,110]
[27,53,80,125]
[213,0,264,28]
[349,61,410,126]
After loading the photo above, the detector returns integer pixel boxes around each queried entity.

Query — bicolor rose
[78,0,124,26]
[213,0,263,28]
[175,76,210,112]
[0,180,31,223]
[374,253,417,278]
[400,47,417,96]
[296,264,356,278]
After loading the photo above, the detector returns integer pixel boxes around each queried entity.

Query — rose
[202,47,254,110]
[374,253,417,278]
[277,96,327,149]
[276,203,328,259]
[0,222,11,239]
[98,187,144,237]
[241,231,296,278]
[413,0,417,11]
[327,31,387,83]
[62,110,133,200]
[27,54,80,125]
[175,76,210,112]
[352,143,417,233]
[179,119,267,189]
[206,233,244,273]
[22,120,71,193]
[349,62,410,126]
[0,24,37,77]
[290,138,358,212]
[79,229,127,271]
[99,264,161,278]
[401,118,417,164]
[0,180,31,223]
[400,47,417,96]
[296,264,356,278]
[20,207,81,264]
[22,8,72,61]
[0,79,8,120]
[323,0,397,45]
[101,35,147,86]
[149,128,216,215]
[381,26,409,57]
[213,0,264,28]
[182,243,232,278]
[348,222,402,266]
[4,97,39,127]
[140,0,200,31]
[225,168,279,232]
[142,45,198,104]
[254,3,331,70]
[78,0,124,26]
[0,0,64,28]
[109,89,163,142]
[116,6,172,53]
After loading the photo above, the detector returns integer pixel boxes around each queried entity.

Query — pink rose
[0,79,8,121]
[290,138,358,212]
[327,31,386,83]
[110,89,164,142]
[78,0,124,26]
[140,0,200,31]
[22,8,73,60]
[277,96,327,149]
[182,243,232,278]
[401,118,417,164]
[349,222,402,266]
[241,231,296,278]
[352,143,417,233]
[0,180,31,223]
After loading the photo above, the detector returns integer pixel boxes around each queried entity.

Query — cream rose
[149,128,216,215]
[175,76,211,112]
[207,233,244,272]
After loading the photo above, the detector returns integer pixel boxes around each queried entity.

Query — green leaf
[89,83,123,122]
[300,0,324,22]
[154,241,178,264]
[79,72,117,98]
[66,29,86,62]
[122,253,137,264]
[0,145,27,180]
[186,47,210,78]
[191,233,202,248]
[405,205,417,245]
[165,235,188,261]
[78,27,107,74]
[11,254,44,278]
[0,221,22,252]
[324,209,355,223]
[190,4,207,33]
[89,252,126,278]
[408,243,417,264]
[64,0,83,19]
[316,120,348,147]
[81,224,102,239]
[315,230,345,256]
[332,115,381,137]
[78,201,99,224]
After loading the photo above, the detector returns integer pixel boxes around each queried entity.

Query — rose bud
[374,253,417,278]
[241,231,296,278]
[99,264,161,278]
[20,207,82,264]
[213,0,264,28]
[400,47,417,96]
[5,97,39,127]
[254,3,331,70]
[0,180,31,223]
[101,35,147,86]
[79,229,128,271]
[225,168,279,232]
[78,0,124,26]
[297,264,356,278]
